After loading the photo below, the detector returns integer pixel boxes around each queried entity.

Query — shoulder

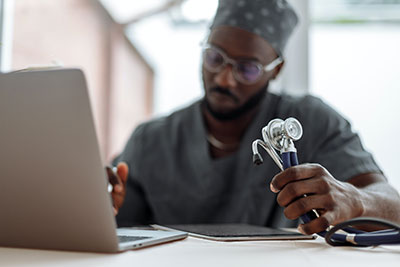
[276,93,349,131]
[277,94,332,114]
[274,93,354,154]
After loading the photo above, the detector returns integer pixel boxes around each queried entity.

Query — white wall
[310,23,400,191]
[0,0,13,72]
[276,0,309,96]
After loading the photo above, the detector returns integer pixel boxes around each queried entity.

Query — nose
[214,64,237,88]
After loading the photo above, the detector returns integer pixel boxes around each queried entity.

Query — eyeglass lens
[203,47,263,84]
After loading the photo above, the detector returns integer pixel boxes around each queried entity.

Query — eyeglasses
[202,44,283,85]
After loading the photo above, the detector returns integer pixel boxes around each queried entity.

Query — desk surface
[0,236,399,267]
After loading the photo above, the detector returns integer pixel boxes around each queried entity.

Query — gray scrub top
[115,93,382,227]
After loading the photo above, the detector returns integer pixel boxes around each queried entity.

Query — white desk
[0,236,399,267]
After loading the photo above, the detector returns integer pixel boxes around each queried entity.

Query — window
[310,0,400,190]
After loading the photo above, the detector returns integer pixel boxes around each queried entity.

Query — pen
[106,166,119,193]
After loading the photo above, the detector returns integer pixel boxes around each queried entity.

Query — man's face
[202,25,281,117]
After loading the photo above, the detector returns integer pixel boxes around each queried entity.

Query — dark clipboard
[151,223,315,241]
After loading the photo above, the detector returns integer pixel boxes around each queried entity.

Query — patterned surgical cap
[210,0,299,57]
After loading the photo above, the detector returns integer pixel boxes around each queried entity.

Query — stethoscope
[252,117,400,246]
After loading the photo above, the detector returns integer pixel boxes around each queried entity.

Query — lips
[209,86,239,103]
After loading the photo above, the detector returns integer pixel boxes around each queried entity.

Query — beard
[203,84,268,121]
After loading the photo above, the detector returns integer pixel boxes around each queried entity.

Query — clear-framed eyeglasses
[202,44,283,85]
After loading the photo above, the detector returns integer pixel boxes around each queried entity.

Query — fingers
[106,166,120,190]
[282,194,334,220]
[105,162,129,216]
[298,212,335,235]
[106,162,129,193]
[276,177,330,207]
[270,163,326,192]
[116,162,129,185]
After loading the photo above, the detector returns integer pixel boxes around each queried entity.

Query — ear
[270,60,285,80]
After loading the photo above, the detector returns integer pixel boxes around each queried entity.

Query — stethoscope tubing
[324,217,400,246]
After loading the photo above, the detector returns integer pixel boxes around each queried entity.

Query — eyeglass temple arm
[264,57,283,72]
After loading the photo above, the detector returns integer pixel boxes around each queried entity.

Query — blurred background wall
[9,0,153,161]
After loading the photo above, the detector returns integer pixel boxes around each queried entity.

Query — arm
[109,123,154,226]
[270,164,400,235]
[349,173,400,226]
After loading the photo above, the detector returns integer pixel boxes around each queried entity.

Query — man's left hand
[270,163,364,235]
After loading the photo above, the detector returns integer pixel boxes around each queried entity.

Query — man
[110,0,400,235]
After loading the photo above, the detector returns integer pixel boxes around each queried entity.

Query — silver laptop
[0,68,187,253]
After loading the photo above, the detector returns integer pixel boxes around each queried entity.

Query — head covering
[210,0,299,57]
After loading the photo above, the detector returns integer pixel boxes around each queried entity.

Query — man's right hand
[106,162,129,216]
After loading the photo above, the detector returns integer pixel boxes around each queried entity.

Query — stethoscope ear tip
[253,153,263,165]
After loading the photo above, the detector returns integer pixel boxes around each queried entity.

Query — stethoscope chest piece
[262,117,303,154]
[283,117,303,141]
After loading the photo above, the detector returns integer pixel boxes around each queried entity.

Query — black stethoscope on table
[252,117,400,246]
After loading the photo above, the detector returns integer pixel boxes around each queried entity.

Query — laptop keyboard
[118,235,151,243]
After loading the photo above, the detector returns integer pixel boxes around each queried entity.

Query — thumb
[117,162,129,184]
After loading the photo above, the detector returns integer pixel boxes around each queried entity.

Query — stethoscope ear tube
[325,217,400,246]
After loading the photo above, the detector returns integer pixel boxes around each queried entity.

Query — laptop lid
[0,69,186,252]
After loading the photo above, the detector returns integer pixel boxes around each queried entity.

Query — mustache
[210,86,239,103]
